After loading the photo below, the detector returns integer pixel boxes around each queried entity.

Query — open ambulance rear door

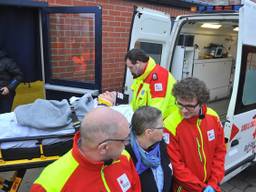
[124,7,173,100]
[224,0,256,181]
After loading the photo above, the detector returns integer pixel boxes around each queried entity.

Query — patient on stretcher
[0,92,133,149]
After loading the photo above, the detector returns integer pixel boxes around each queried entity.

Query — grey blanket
[14,94,95,130]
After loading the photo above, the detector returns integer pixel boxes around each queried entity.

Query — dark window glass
[135,41,162,64]
[242,50,256,105]
[235,45,256,114]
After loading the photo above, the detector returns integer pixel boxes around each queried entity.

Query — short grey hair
[131,106,162,136]
[173,77,210,105]
[81,119,119,142]
[80,107,125,145]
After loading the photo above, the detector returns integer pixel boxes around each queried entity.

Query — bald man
[31,107,141,192]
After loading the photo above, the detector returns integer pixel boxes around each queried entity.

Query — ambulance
[124,0,256,182]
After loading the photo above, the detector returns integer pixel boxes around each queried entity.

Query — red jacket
[31,133,141,192]
[164,105,226,192]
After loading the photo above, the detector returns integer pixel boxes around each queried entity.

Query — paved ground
[0,163,255,191]
[221,163,256,192]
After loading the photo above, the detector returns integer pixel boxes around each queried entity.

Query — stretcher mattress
[0,104,133,163]
[0,104,133,149]
[0,112,75,149]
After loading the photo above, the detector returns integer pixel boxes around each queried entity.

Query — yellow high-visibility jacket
[31,133,141,192]
[131,57,176,119]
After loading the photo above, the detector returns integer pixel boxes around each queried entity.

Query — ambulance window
[135,41,162,64]
[236,45,256,114]
[242,49,256,105]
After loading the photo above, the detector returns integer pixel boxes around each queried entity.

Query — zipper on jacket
[177,186,182,192]
[196,119,207,182]
[101,165,111,192]
[196,137,203,162]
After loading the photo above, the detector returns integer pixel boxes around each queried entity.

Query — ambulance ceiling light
[201,23,222,29]
[233,27,239,31]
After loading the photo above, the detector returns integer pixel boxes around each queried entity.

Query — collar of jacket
[184,104,207,124]
[72,132,104,171]
[136,57,156,81]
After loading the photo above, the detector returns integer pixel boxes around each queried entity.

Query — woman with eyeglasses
[126,106,173,192]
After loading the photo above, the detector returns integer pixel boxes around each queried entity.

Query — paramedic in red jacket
[164,77,226,192]
[125,48,176,119]
[30,107,141,192]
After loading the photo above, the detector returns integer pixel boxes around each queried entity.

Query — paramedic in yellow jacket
[125,48,176,119]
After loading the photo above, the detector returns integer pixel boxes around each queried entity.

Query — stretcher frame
[0,133,74,192]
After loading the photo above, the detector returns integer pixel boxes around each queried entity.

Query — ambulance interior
[171,20,239,120]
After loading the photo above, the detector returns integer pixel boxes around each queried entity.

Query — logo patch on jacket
[152,73,158,80]
[207,129,215,141]
[117,173,131,192]
[154,83,163,92]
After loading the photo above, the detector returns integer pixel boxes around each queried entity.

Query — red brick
[43,0,190,91]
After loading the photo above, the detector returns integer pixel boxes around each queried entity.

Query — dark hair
[173,77,210,105]
[131,106,162,136]
[124,48,149,64]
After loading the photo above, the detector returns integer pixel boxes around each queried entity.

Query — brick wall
[35,0,189,92]
[48,13,95,82]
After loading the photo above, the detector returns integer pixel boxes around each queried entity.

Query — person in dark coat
[0,50,23,113]
[126,106,173,192]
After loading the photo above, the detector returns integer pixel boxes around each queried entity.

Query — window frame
[42,6,102,91]
[235,45,256,114]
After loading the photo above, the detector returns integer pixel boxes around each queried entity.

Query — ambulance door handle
[231,139,239,147]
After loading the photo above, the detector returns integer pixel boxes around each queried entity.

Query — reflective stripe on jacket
[131,57,176,119]
[30,133,141,192]
[163,105,226,192]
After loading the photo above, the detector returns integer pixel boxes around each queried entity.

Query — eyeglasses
[97,133,131,146]
[176,101,199,111]
[151,126,164,130]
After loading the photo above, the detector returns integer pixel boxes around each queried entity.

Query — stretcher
[0,132,75,192]
[0,103,133,191]
[0,110,79,192]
